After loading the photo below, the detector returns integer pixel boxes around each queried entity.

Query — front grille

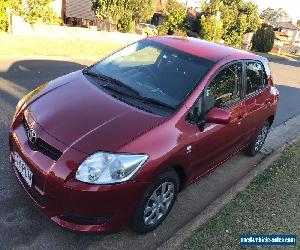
[15,168,46,207]
[23,115,62,161]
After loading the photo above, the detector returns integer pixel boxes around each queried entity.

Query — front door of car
[186,61,248,179]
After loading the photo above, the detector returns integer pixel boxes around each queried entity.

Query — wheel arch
[267,115,275,126]
[167,165,187,192]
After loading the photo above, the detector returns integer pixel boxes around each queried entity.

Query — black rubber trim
[60,215,111,225]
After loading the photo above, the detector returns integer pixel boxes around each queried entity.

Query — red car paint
[9,36,279,232]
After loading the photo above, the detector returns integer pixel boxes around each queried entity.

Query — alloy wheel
[254,123,269,152]
[143,181,175,225]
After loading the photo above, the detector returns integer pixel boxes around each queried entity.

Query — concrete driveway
[0,58,299,249]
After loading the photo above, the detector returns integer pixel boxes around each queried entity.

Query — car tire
[131,169,180,234]
[246,121,270,156]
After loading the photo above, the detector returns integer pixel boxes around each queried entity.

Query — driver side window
[206,62,242,108]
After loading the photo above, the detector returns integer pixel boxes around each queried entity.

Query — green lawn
[254,51,299,61]
[183,140,300,250]
[252,51,288,61]
[0,32,124,60]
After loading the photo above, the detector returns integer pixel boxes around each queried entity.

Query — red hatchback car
[9,36,279,234]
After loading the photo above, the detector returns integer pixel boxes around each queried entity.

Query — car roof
[147,36,264,63]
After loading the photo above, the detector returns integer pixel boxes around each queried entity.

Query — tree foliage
[297,20,300,29]
[0,0,11,31]
[199,14,223,41]
[25,0,61,24]
[116,9,134,33]
[260,8,291,27]
[200,0,260,47]
[1,0,61,31]
[157,0,186,35]
[251,23,275,52]
[183,14,200,37]
[91,0,154,32]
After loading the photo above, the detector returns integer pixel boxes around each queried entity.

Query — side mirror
[206,107,231,125]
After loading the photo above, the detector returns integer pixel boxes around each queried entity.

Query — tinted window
[206,62,242,108]
[246,62,265,95]
[89,40,214,108]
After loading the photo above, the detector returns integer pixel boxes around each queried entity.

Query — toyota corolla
[9,36,279,233]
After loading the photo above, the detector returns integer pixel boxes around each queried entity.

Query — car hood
[26,71,167,154]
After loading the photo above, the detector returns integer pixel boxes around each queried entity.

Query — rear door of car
[241,60,271,141]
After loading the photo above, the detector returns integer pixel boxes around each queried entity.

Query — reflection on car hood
[27,71,167,154]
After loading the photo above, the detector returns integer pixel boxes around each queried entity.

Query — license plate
[13,152,33,187]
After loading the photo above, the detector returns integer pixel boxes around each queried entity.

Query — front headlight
[75,152,149,184]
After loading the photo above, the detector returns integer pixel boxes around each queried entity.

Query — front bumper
[9,125,150,232]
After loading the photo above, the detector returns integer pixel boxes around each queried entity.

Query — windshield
[88,40,214,110]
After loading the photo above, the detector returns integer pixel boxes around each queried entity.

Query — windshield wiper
[135,96,176,110]
[83,69,176,111]
[83,69,140,96]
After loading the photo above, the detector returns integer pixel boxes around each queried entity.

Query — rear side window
[245,62,265,95]
[207,62,242,108]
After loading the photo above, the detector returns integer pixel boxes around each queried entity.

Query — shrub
[117,12,134,33]
[157,0,186,35]
[251,24,275,53]
[0,0,11,31]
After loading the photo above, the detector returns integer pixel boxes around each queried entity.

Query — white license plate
[13,152,33,187]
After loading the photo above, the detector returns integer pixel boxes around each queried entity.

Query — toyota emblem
[27,128,37,144]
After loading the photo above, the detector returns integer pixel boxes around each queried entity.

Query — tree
[157,0,186,35]
[116,9,134,33]
[130,0,154,24]
[91,0,154,32]
[199,14,223,41]
[251,23,275,52]
[200,0,260,47]
[7,0,61,25]
[297,20,300,29]
[0,0,10,31]
[260,8,291,27]
[1,0,61,31]
[26,0,61,24]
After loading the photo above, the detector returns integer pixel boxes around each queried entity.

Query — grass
[183,140,300,250]
[253,51,290,61]
[0,32,124,60]
[254,51,300,62]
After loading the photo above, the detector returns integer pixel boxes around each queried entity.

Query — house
[64,0,97,27]
[272,31,289,53]
[51,0,116,31]
[151,0,168,26]
[274,22,300,45]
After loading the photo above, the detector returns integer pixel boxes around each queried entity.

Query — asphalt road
[0,58,299,250]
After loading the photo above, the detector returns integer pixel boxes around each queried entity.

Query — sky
[179,0,300,23]
[251,0,300,23]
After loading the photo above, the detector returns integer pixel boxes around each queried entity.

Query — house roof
[276,22,298,30]
[187,8,197,18]
[65,0,97,20]
[275,31,289,38]
[154,0,168,13]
